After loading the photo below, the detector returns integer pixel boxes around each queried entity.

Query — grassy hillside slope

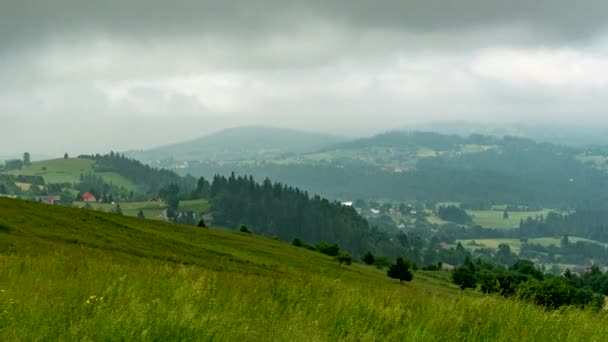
[3,158,137,190]
[1,198,607,341]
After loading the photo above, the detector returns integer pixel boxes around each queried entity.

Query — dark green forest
[180,132,608,209]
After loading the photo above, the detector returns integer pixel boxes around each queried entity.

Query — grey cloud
[2,0,608,50]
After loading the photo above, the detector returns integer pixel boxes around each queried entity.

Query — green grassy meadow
[73,198,210,219]
[3,158,137,190]
[457,236,608,254]
[2,198,608,340]
[467,209,556,229]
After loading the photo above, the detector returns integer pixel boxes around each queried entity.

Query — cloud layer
[2,1,608,154]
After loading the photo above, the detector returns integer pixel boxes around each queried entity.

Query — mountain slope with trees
[179,131,608,209]
[127,126,346,163]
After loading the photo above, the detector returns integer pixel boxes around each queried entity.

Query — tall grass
[1,249,608,341]
[2,198,608,341]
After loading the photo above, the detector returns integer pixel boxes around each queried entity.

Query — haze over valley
[3,1,608,340]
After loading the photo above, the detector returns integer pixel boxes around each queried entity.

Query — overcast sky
[2,0,608,155]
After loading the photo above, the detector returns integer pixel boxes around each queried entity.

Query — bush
[387,258,414,282]
[316,241,340,256]
[452,266,477,290]
[239,225,251,234]
[510,259,543,280]
[337,251,353,266]
[197,219,207,228]
[362,251,375,265]
[422,262,443,271]
[374,256,391,269]
[479,271,527,296]
[516,277,576,310]
[292,238,305,247]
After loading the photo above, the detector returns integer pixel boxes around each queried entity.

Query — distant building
[37,195,61,205]
[389,209,401,215]
[342,201,353,207]
[82,192,97,203]
[370,208,380,215]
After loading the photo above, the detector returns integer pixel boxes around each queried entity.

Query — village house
[37,195,61,205]
[82,192,97,203]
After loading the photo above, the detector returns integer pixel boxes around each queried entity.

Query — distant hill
[409,120,608,147]
[179,131,608,208]
[127,126,347,163]
[2,158,138,190]
[0,154,193,203]
[0,153,55,163]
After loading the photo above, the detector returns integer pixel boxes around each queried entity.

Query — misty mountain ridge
[126,126,347,163]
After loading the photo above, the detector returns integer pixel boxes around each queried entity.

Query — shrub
[197,219,207,228]
[374,256,391,269]
[452,266,477,290]
[315,241,340,256]
[362,251,375,265]
[387,258,414,282]
[479,271,527,296]
[292,238,305,247]
[239,225,251,234]
[337,251,353,266]
[516,277,576,310]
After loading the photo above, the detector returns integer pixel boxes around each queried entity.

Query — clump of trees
[451,257,605,310]
[208,173,388,256]
[438,205,472,225]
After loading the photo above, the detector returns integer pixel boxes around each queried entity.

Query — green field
[2,197,608,340]
[457,236,608,253]
[73,199,211,219]
[3,158,137,190]
[467,209,556,229]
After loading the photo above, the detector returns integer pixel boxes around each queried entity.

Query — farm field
[467,209,556,229]
[2,158,138,191]
[456,236,608,254]
[2,197,608,340]
[73,199,210,220]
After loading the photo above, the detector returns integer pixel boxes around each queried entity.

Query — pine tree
[137,209,145,218]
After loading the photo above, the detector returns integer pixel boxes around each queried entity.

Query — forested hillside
[209,174,381,255]
[178,131,608,209]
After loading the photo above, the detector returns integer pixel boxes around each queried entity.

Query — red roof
[82,192,95,200]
